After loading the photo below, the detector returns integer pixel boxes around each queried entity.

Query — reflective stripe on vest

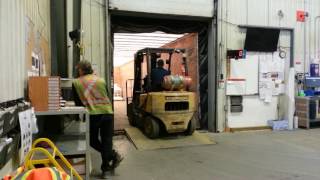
[48,167,59,180]
[74,75,113,114]
[78,76,111,106]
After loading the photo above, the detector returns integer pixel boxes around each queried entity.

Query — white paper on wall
[259,80,273,99]
[229,54,259,95]
[259,52,286,102]
[19,109,33,164]
[226,80,246,95]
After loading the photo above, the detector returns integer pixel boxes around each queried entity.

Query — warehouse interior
[1,0,320,179]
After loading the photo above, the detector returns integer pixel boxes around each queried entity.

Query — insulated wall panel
[0,0,25,103]
[216,0,320,131]
[227,96,278,128]
[218,0,320,69]
[81,0,106,77]
[109,0,214,17]
[229,54,259,95]
[0,0,51,103]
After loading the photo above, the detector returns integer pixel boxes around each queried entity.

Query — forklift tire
[128,116,136,127]
[143,117,160,139]
[127,104,136,126]
[185,116,196,135]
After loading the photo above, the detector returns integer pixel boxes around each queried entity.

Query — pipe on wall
[104,0,112,98]
[303,0,307,73]
[50,0,68,77]
[315,16,320,59]
[66,0,74,78]
[308,2,312,61]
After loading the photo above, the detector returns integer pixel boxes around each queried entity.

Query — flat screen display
[244,28,280,52]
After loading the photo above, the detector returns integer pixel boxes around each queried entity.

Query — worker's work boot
[111,150,124,169]
[101,170,112,179]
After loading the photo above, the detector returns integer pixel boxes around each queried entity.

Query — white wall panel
[81,0,93,63]
[227,96,279,128]
[0,0,25,103]
[217,0,320,130]
[0,0,50,103]
[247,0,269,26]
[219,0,320,68]
[81,0,105,76]
[24,0,51,41]
[81,0,106,78]
[109,0,214,17]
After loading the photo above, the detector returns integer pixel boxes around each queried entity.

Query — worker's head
[157,59,164,68]
[76,60,93,76]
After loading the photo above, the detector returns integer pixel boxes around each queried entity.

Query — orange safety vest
[73,74,113,115]
[4,167,70,180]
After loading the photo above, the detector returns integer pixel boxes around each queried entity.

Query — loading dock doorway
[112,32,186,131]
[109,14,216,131]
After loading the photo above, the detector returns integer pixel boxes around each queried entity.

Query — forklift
[126,48,196,139]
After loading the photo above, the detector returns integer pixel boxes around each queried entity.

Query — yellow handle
[23,138,83,180]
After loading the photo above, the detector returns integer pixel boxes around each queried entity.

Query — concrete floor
[114,100,130,131]
[91,129,320,180]
[93,102,320,179]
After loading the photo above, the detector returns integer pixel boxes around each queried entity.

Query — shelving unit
[35,107,90,180]
[0,101,29,178]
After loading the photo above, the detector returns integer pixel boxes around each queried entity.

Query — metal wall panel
[0,0,25,103]
[24,0,51,41]
[219,0,320,63]
[109,0,214,17]
[81,0,106,78]
[216,0,320,131]
[247,0,269,26]
[0,0,50,103]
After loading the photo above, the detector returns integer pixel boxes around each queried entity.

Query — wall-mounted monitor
[244,27,280,52]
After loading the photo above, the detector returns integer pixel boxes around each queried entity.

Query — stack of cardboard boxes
[28,77,61,111]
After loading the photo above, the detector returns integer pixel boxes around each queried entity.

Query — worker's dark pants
[90,114,114,171]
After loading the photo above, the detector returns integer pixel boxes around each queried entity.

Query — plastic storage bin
[267,119,289,131]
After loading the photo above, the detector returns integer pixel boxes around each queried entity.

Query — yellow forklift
[126,48,196,139]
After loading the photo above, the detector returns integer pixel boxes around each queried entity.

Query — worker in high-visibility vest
[72,60,123,179]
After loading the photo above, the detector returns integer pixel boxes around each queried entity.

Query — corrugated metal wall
[24,0,51,42]
[81,0,106,78]
[218,0,320,70]
[109,0,214,17]
[216,0,320,131]
[0,0,51,103]
[0,0,25,103]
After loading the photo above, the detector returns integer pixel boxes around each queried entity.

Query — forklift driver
[151,59,170,91]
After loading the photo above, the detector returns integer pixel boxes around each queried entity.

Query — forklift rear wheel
[128,116,136,126]
[185,115,196,135]
[127,104,136,126]
[143,117,160,139]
